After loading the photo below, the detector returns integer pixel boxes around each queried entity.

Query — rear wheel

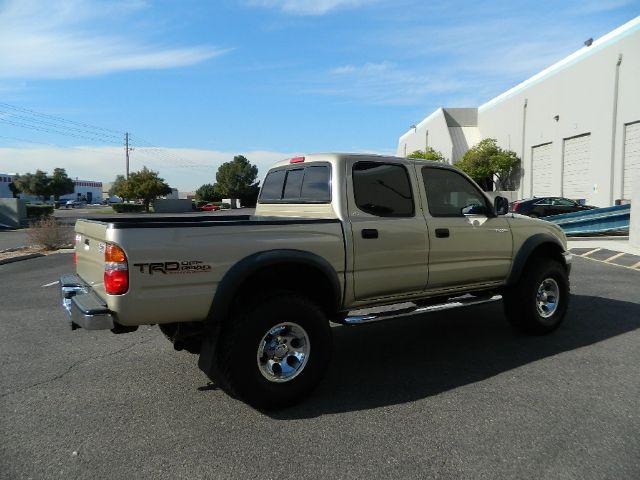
[217,291,332,410]
[503,258,569,335]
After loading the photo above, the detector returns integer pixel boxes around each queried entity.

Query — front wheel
[217,292,332,410]
[503,259,570,335]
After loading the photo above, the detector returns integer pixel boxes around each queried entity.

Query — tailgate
[74,220,110,296]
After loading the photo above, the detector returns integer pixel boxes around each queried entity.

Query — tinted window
[300,166,331,202]
[260,170,286,201]
[353,162,414,217]
[422,168,487,217]
[552,198,575,206]
[283,169,304,200]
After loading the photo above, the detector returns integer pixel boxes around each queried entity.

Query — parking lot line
[603,252,626,263]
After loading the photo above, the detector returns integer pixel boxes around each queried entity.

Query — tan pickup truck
[60,153,572,409]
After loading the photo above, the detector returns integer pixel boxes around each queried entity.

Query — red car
[198,203,220,212]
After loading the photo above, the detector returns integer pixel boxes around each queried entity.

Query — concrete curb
[0,253,45,266]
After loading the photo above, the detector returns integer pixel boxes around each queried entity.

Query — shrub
[28,216,73,250]
[111,203,146,213]
[26,205,54,218]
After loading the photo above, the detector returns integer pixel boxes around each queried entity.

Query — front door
[348,159,429,300]
[419,166,513,289]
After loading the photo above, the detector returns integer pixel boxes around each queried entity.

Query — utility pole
[124,132,133,179]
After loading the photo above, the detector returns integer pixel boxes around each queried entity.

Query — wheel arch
[506,233,567,286]
[208,249,342,326]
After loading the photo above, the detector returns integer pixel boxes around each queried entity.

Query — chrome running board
[343,295,502,325]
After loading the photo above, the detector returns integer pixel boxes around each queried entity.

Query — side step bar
[343,295,502,325]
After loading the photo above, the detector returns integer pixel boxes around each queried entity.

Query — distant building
[64,179,103,204]
[397,16,640,207]
[179,191,196,200]
[0,173,17,199]
[0,173,103,203]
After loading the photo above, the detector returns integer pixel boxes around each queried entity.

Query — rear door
[347,159,429,300]
[419,166,513,289]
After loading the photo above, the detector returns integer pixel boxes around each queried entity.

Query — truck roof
[267,153,451,170]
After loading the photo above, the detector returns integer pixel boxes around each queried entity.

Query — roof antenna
[584,38,593,47]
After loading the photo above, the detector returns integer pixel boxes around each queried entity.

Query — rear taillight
[511,201,520,212]
[104,244,128,295]
[289,156,305,164]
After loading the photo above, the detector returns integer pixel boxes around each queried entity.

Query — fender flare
[207,249,342,326]
[506,233,565,286]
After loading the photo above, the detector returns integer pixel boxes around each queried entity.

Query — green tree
[455,138,520,191]
[109,175,127,198]
[8,181,20,198]
[215,155,259,199]
[49,168,75,200]
[13,170,52,201]
[408,147,446,162]
[115,166,171,212]
[195,183,222,202]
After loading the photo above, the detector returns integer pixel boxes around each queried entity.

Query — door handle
[361,228,379,239]
[435,228,450,238]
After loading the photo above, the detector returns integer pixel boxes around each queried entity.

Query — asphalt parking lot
[1,254,639,479]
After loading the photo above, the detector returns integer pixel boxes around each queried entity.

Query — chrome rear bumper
[60,274,114,330]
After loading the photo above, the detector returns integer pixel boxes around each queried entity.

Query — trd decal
[133,261,212,275]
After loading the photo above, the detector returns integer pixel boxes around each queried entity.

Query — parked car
[60,153,572,410]
[509,197,596,218]
[198,203,220,211]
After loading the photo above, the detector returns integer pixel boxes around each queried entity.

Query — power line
[0,109,122,142]
[0,101,218,175]
[0,101,123,135]
[0,117,123,145]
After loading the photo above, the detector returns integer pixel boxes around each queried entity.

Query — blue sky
[0,0,638,190]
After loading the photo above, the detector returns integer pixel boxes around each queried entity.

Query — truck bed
[73,215,346,326]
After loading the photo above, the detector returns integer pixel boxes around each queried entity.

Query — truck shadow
[268,294,640,419]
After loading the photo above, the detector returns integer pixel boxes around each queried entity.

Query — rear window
[259,165,331,203]
[283,169,304,200]
[300,166,331,202]
[260,169,286,201]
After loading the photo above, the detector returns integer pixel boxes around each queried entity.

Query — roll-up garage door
[623,122,640,200]
[532,143,553,197]
[562,134,591,200]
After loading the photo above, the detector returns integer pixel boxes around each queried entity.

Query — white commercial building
[0,173,103,203]
[397,16,640,207]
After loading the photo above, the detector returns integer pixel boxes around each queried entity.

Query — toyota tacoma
[60,154,572,410]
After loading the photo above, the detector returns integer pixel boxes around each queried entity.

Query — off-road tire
[217,291,332,410]
[503,258,569,335]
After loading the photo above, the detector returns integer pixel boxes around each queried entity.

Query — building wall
[61,180,103,203]
[479,17,640,206]
[397,109,454,161]
[0,174,17,199]
[395,17,640,207]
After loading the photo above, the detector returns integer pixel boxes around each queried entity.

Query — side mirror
[494,196,509,215]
